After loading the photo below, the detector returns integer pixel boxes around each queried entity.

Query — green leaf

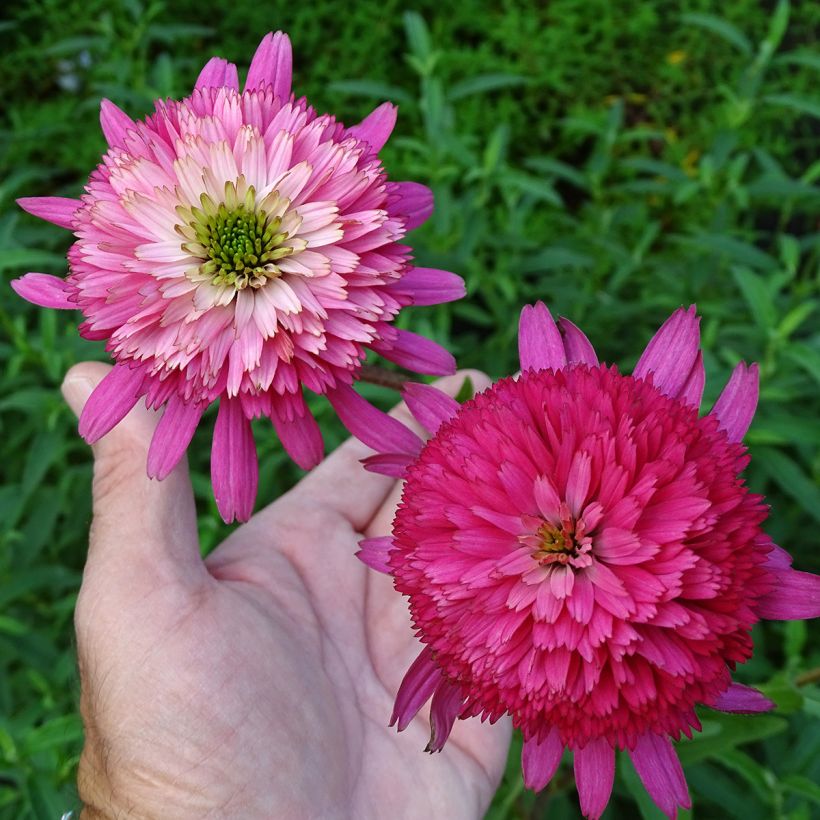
[754,447,820,525]
[327,80,412,105]
[783,774,820,806]
[447,73,529,102]
[521,248,594,272]
[676,713,788,765]
[763,94,820,120]
[731,267,777,330]
[681,13,752,55]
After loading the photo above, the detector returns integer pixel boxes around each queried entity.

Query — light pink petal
[679,350,705,408]
[100,99,135,149]
[634,306,700,400]
[347,102,397,153]
[557,317,598,366]
[356,536,394,574]
[211,396,258,524]
[522,728,564,791]
[78,364,142,444]
[147,397,205,480]
[374,329,456,376]
[711,683,775,713]
[403,382,460,435]
[245,31,292,100]
[427,678,463,752]
[710,362,759,443]
[195,57,239,91]
[756,566,820,619]
[361,452,415,478]
[518,301,567,372]
[396,266,465,306]
[17,196,81,230]
[391,181,433,230]
[271,403,324,470]
[629,733,691,819]
[390,646,442,730]
[573,738,615,820]
[11,273,74,309]
[328,383,423,456]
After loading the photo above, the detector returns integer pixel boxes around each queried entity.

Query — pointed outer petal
[11,273,74,309]
[396,267,465,306]
[573,739,615,820]
[245,31,292,99]
[629,733,691,818]
[390,646,442,731]
[403,382,460,435]
[633,306,700,399]
[211,396,258,524]
[521,729,564,792]
[195,57,239,91]
[392,181,433,230]
[17,196,81,230]
[518,301,567,372]
[679,350,705,409]
[557,317,598,366]
[426,678,464,753]
[100,99,135,148]
[271,406,324,470]
[356,536,394,574]
[328,384,423,456]
[147,398,206,480]
[374,329,456,376]
[361,452,415,478]
[347,102,397,153]
[711,683,775,714]
[710,362,759,443]
[78,365,142,444]
[756,567,820,620]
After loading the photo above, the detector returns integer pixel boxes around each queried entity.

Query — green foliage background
[1,0,819,817]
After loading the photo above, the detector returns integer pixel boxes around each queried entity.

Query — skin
[61,363,511,820]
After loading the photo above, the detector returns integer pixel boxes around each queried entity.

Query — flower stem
[359,364,411,392]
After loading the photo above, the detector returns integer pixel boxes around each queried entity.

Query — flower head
[358,302,820,819]
[12,32,462,522]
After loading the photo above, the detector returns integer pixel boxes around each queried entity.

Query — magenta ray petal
[195,57,239,91]
[522,728,564,791]
[395,266,466,306]
[557,317,598,366]
[78,364,142,443]
[711,362,759,443]
[427,678,464,752]
[756,567,820,619]
[356,536,394,574]
[347,102,397,153]
[679,350,705,408]
[100,99,135,149]
[147,397,205,480]
[11,273,74,309]
[573,739,615,820]
[245,31,292,99]
[518,301,567,372]
[391,181,434,230]
[361,452,415,477]
[390,646,442,730]
[374,329,456,376]
[629,733,691,819]
[211,396,258,524]
[328,384,423,456]
[633,306,700,399]
[17,196,81,230]
[403,382,460,435]
[271,402,324,470]
[711,683,775,714]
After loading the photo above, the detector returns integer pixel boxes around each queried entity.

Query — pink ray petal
[710,362,759,443]
[17,196,81,230]
[711,682,775,713]
[11,273,74,309]
[518,301,567,372]
[629,732,691,819]
[271,402,324,470]
[558,317,598,366]
[374,328,456,376]
[195,57,239,91]
[100,99,136,149]
[211,396,258,523]
[147,397,206,479]
[347,102,397,153]
[634,306,700,400]
[390,646,442,730]
[679,350,705,409]
[756,566,820,619]
[78,364,143,444]
[403,382,460,435]
[573,738,615,820]
[356,536,394,574]
[245,31,292,100]
[522,728,564,791]
[391,181,434,230]
[361,452,415,477]
[395,266,466,306]
[426,678,464,752]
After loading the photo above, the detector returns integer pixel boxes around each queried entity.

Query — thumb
[62,362,204,592]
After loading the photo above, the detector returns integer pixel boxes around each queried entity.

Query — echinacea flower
[356,303,820,819]
[12,31,462,522]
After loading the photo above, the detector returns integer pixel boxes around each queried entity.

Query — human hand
[61,363,511,820]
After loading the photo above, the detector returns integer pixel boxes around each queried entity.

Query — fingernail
[61,373,94,417]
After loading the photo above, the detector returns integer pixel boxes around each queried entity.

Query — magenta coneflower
[12,32,462,522]
[356,303,820,819]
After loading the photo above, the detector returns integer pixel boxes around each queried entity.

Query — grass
[1,1,819,817]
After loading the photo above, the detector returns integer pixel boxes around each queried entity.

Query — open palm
[65,363,511,820]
